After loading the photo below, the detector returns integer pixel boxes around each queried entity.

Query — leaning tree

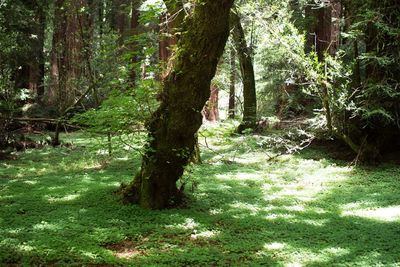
[122,0,234,209]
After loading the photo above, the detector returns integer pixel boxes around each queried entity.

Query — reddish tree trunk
[307,0,342,59]
[204,83,220,122]
[108,0,130,42]
[159,12,177,76]
[48,0,93,111]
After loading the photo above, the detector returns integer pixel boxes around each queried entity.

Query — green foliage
[345,0,400,129]
[71,78,159,155]
[0,68,32,148]
[254,0,317,118]
[72,79,159,135]
[0,1,36,68]
[1,126,400,265]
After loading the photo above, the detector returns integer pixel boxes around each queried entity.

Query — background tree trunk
[231,11,257,133]
[129,0,141,86]
[306,0,342,59]
[158,12,177,77]
[203,83,219,122]
[29,1,46,100]
[107,0,130,43]
[122,0,234,209]
[13,1,46,100]
[228,45,236,119]
[48,0,93,112]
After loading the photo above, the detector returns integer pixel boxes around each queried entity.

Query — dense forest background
[2,0,399,158]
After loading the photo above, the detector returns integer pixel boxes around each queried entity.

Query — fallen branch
[1,117,83,130]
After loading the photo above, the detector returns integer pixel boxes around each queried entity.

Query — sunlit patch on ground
[46,193,81,203]
[342,205,400,222]
[33,221,61,231]
[1,129,400,266]
[190,230,218,240]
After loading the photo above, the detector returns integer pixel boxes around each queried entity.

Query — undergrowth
[1,123,400,266]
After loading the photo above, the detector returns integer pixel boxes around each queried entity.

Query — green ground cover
[1,125,400,266]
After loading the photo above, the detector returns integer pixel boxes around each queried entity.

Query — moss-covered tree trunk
[122,0,234,209]
[231,11,257,133]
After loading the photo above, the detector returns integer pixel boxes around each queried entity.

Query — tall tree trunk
[13,1,46,100]
[129,0,141,85]
[313,0,342,60]
[158,12,177,77]
[231,11,257,133]
[305,0,341,58]
[203,83,219,122]
[107,0,130,43]
[29,2,46,100]
[48,0,92,112]
[122,0,234,209]
[305,0,341,133]
[228,45,236,119]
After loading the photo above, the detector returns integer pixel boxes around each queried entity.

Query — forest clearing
[1,0,400,265]
[1,124,400,266]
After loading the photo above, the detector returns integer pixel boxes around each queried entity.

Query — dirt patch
[104,240,147,259]
[0,152,17,161]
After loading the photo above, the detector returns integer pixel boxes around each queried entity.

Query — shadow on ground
[1,140,400,266]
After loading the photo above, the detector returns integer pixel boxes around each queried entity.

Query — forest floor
[1,122,400,266]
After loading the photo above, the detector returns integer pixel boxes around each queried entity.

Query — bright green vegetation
[1,126,400,266]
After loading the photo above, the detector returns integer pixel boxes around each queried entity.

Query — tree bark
[29,2,46,100]
[203,83,219,122]
[13,1,46,100]
[309,0,342,59]
[122,0,234,209]
[129,0,141,85]
[107,0,130,43]
[305,0,341,58]
[231,11,257,133]
[48,0,93,112]
[228,45,236,119]
[158,12,177,78]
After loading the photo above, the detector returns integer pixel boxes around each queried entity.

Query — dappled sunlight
[262,158,352,204]
[230,201,261,216]
[216,171,264,181]
[167,218,199,231]
[300,218,330,227]
[234,152,269,165]
[23,180,38,185]
[33,221,61,231]
[47,185,66,191]
[15,244,35,253]
[257,242,350,267]
[190,230,219,240]
[264,242,286,250]
[46,193,81,203]
[265,213,295,220]
[298,247,351,266]
[342,205,400,222]
[2,130,400,265]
